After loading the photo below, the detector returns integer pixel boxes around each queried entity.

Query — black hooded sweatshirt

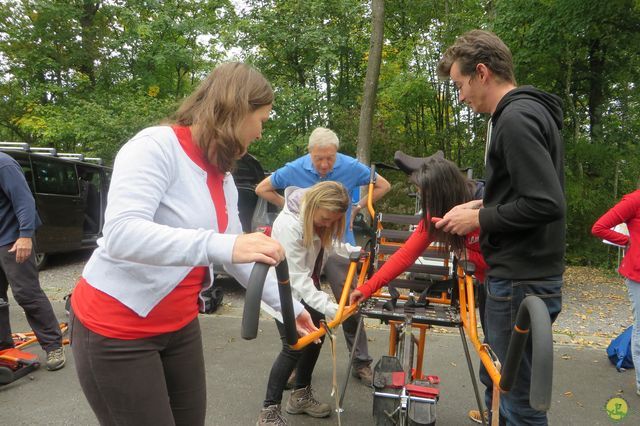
[478,86,565,279]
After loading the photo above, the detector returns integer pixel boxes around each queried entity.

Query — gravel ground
[553,266,632,348]
[36,250,92,302]
[31,251,632,349]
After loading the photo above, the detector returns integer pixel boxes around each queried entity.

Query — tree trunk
[588,39,605,143]
[356,0,384,166]
[79,1,100,87]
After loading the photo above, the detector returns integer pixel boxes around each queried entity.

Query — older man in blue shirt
[0,151,65,372]
[256,127,390,384]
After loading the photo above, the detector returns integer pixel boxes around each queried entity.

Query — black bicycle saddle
[393,150,444,176]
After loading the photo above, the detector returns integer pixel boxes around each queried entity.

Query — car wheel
[210,287,224,313]
[35,253,48,270]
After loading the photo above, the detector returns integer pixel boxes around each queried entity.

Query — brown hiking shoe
[285,385,331,418]
[468,409,488,424]
[351,364,373,386]
[257,404,288,426]
[45,347,66,371]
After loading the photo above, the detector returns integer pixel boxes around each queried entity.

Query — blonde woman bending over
[258,181,357,425]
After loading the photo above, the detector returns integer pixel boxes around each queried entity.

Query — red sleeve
[464,230,487,283]
[591,194,639,247]
[357,219,434,299]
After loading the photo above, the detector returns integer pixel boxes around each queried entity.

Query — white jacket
[83,126,302,318]
[261,186,356,321]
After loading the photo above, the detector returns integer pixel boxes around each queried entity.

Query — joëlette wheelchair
[242,152,553,426]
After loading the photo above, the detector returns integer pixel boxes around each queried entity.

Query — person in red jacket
[350,155,487,308]
[592,188,640,396]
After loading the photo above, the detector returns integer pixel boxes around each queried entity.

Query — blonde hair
[173,62,273,173]
[308,127,340,151]
[301,181,349,249]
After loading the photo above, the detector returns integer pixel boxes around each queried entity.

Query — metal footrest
[360,297,461,327]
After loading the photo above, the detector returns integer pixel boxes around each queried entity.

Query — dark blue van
[0,142,111,269]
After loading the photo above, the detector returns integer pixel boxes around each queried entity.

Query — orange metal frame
[290,252,369,351]
[456,267,503,389]
[288,170,513,426]
[0,322,69,367]
[388,319,430,380]
[288,174,504,387]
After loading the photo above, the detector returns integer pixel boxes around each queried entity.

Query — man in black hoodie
[435,30,565,425]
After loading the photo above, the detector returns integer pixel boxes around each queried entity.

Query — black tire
[0,366,15,385]
[35,252,48,270]
[211,287,224,312]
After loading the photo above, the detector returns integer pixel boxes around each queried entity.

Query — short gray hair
[308,127,340,150]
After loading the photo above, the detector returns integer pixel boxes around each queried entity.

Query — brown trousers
[70,310,206,426]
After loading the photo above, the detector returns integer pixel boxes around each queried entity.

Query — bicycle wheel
[396,323,415,426]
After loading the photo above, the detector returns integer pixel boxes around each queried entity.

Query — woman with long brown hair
[350,155,487,309]
[69,62,316,425]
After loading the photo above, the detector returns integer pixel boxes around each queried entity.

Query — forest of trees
[1,0,639,265]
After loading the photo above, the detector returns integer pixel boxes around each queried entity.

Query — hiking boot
[45,347,66,371]
[468,409,488,424]
[284,370,296,390]
[352,364,373,386]
[285,385,331,418]
[257,404,288,426]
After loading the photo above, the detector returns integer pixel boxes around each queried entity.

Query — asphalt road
[1,252,639,425]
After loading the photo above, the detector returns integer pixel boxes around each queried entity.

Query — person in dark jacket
[0,151,65,371]
[434,30,565,425]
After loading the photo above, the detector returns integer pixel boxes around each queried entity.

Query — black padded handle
[275,260,298,345]
[241,260,298,346]
[499,295,553,411]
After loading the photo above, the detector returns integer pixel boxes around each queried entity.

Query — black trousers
[71,310,207,426]
[264,303,325,407]
[0,243,62,352]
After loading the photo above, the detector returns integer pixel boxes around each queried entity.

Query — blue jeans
[480,276,562,426]
[626,278,640,391]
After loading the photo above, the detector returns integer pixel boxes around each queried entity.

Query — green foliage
[231,0,370,170]
[0,0,638,264]
[492,0,640,265]
[0,0,233,160]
